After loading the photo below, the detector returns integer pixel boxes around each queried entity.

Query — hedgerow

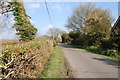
[1,39,53,79]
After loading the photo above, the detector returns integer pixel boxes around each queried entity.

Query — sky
[0,1,119,39]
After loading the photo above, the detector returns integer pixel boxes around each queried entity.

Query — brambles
[1,39,53,78]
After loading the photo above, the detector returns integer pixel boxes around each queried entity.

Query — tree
[0,15,3,34]
[48,27,63,45]
[61,33,71,43]
[111,29,120,51]
[66,3,114,46]
[0,0,37,41]
[66,3,96,31]
[68,31,80,44]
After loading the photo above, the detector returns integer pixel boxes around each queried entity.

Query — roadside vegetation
[69,44,119,62]
[0,1,119,79]
[40,46,68,78]
[1,38,54,78]
[0,1,66,78]
[61,3,120,62]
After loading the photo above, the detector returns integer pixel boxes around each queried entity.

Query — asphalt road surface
[61,44,119,78]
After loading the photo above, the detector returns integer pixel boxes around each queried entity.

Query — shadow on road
[61,44,120,69]
[60,44,75,48]
[92,58,120,68]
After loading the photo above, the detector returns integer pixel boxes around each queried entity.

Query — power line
[44,0,53,26]
[44,0,55,46]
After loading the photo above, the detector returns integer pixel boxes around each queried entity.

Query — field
[1,39,19,45]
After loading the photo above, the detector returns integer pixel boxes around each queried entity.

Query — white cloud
[30,19,36,25]
[51,4,63,13]
[26,3,40,9]
[39,24,53,35]
[44,24,53,30]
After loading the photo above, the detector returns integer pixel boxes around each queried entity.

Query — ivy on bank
[1,1,37,41]
[11,1,37,41]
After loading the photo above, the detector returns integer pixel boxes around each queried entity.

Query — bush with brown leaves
[1,40,54,79]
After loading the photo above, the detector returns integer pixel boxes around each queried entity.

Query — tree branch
[1,9,14,14]
[4,71,14,78]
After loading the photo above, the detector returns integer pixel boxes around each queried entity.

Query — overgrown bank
[1,39,54,78]
[40,46,68,78]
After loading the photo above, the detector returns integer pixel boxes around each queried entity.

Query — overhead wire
[44,0,55,45]
[44,0,53,26]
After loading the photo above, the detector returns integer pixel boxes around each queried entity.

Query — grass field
[1,35,52,46]
[40,46,68,78]
[1,39,19,45]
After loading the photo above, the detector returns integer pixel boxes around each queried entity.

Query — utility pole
[44,0,55,46]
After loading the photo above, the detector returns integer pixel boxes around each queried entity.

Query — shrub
[100,39,113,50]
[102,50,119,57]
[61,33,71,43]
[68,31,81,45]
[111,29,120,51]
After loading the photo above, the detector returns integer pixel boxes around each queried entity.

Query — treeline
[61,3,120,60]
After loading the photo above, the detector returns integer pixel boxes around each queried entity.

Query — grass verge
[40,46,68,78]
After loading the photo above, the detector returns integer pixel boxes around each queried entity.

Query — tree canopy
[66,3,114,37]
[0,0,37,41]
[65,3,114,46]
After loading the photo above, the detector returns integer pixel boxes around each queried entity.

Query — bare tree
[48,27,63,45]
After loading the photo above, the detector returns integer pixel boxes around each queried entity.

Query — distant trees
[61,33,70,43]
[65,3,114,46]
[68,31,80,44]
[48,27,63,45]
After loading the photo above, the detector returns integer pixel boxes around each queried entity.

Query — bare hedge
[1,39,54,79]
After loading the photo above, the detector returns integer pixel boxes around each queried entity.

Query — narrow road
[61,44,119,78]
